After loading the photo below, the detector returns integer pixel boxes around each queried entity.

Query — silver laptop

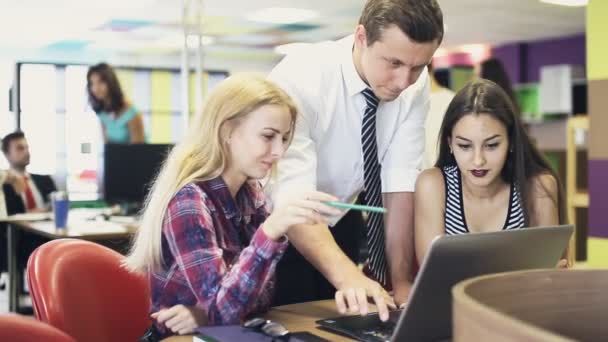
[316,225,574,342]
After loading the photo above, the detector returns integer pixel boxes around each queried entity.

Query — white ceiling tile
[0,0,586,55]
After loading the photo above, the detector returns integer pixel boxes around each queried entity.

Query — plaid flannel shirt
[149,176,287,334]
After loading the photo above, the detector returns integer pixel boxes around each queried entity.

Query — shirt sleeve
[122,106,140,123]
[249,191,281,315]
[267,56,318,208]
[163,185,288,325]
[381,70,430,193]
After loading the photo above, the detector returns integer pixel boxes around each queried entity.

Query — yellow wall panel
[116,70,134,102]
[151,71,172,112]
[588,1,608,267]
[587,1,608,80]
[588,237,608,268]
[149,114,172,144]
[150,71,172,143]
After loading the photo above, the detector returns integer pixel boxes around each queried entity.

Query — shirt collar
[203,176,264,220]
[339,34,369,97]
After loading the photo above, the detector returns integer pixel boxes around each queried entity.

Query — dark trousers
[0,224,49,299]
[272,209,364,306]
[0,224,49,272]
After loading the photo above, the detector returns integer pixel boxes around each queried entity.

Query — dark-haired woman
[415,79,568,267]
[87,63,145,144]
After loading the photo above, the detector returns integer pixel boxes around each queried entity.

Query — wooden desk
[163,300,356,342]
[453,269,608,341]
[1,212,137,313]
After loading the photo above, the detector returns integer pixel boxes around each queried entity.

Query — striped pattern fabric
[361,88,387,285]
[442,165,525,235]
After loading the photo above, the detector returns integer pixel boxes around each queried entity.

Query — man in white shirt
[269,0,443,319]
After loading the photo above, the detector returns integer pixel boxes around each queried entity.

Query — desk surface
[7,219,136,240]
[2,210,138,313]
[164,300,357,342]
[2,209,137,240]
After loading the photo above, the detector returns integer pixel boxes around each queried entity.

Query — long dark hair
[479,57,520,115]
[86,63,126,114]
[435,79,565,225]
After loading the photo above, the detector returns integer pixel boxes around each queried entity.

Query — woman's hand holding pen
[263,191,342,241]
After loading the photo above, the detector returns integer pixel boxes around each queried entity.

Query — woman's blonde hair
[124,73,298,273]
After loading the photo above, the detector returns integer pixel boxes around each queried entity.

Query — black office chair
[0,223,7,290]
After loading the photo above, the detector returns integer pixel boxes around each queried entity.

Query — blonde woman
[125,73,340,339]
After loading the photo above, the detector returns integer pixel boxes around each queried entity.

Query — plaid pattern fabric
[149,176,288,335]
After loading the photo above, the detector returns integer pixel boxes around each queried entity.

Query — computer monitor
[103,144,172,206]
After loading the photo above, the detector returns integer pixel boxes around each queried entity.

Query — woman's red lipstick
[471,169,489,177]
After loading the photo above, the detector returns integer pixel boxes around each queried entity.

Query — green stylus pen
[324,201,387,214]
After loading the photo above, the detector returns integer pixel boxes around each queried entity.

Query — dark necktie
[361,88,387,285]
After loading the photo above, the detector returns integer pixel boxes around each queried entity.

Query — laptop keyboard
[317,309,402,342]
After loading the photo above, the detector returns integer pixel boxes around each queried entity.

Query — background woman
[87,62,145,144]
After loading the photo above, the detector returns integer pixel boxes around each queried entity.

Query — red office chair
[27,239,151,342]
[0,313,76,342]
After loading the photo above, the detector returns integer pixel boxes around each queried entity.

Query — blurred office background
[0,0,605,267]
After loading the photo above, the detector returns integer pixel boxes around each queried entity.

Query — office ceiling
[0,0,586,57]
[439,0,586,47]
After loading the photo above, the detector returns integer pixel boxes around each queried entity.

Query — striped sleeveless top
[442,165,525,235]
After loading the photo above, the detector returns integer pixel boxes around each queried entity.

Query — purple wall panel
[492,44,521,84]
[589,159,608,239]
[492,34,586,84]
[527,34,586,82]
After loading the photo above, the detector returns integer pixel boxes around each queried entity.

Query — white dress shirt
[268,35,430,225]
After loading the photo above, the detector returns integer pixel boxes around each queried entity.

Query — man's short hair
[359,0,444,46]
[2,131,25,154]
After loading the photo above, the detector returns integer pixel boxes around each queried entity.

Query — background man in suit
[2,131,57,215]
[1,131,57,299]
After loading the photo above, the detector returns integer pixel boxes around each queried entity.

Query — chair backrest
[452,269,608,341]
[27,239,151,342]
[0,313,76,342]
